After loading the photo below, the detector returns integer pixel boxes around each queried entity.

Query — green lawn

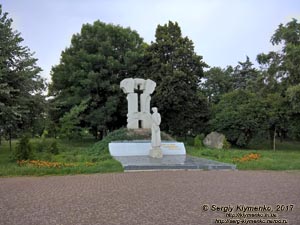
[187,144,300,170]
[1,134,300,177]
[0,138,123,177]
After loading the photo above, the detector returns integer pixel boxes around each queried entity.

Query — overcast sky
[2,0,300,82]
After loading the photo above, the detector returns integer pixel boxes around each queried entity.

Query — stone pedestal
[109,141,186,156]
[149,147,163,158]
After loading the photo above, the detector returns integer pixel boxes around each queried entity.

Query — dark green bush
[48,140,59,154]
[223,137,231,149]
[89,128,131,155]
[12,135,34,160]
[33,138,59,154]
[98,154,113,161]
[236,133,248,147]
[34,139,46,152]
[176,136,194,146]
[194,134,204,148]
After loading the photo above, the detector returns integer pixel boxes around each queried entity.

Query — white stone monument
[120,78,156,129]
[110,78,186,158]
[120,78,163,158]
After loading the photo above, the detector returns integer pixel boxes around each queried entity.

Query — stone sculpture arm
[143,112,152,122]
[152,113,161,125]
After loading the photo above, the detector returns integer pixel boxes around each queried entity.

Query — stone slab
[114,155,236,171]
[109,141,186,156]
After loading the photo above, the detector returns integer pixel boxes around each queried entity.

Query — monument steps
[114,155,237,171]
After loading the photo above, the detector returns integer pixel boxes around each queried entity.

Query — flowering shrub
[17,160,95,168]
[85,162,96,167]
[233,153,261,163]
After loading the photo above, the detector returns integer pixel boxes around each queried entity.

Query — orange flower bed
[233,153,261,163]
[17,160,76,168]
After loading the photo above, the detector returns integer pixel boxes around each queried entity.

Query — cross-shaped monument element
[120,78,163,158]
[120,78,156,129]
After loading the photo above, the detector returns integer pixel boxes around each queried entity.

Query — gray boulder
[203,132,225,149]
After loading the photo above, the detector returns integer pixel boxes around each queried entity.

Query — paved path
[1,171,299,225]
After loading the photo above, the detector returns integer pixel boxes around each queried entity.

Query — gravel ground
[0,171,299,225]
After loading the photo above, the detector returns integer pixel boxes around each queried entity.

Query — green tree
[12,135,33,160]
[257,19,300,87]
[232,56,259,91]
[257,19,300,142]
[0,5,45,149]
[286,84,300,113]
[59,100,88,139]
[286,84,300,139]
[211,90,265,147]
[203,58,262,104]
[202,66,233,103]
[263,93,288,150]
[24,94,47,138]
[49,21,146,138]
[211,90,288,149]
[143,21,208,136]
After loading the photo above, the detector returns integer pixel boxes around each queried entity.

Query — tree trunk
[9,130,12,151]
[94,128,99,140]
[273,127,276,151]
[269,128,274,149]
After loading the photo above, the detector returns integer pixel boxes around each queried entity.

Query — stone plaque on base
[109,141,186,156]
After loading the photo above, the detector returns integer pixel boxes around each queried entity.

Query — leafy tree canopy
[211,90,266,147]
[202,66,233,103]
[142,21,209,136]
[49,21,146,138]
[209,19,300,147]
[257,18,300,87]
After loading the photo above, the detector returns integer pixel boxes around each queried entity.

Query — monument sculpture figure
[149,107,163,158]
[150,107,161,147]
